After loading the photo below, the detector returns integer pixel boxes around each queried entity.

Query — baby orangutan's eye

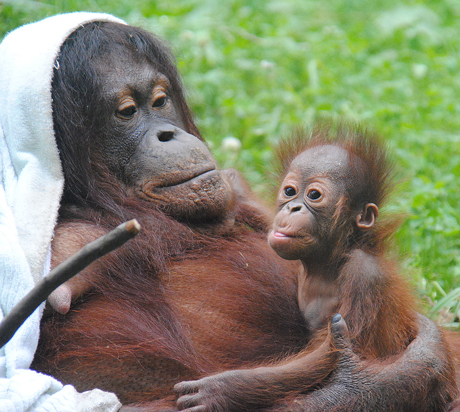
[307,189,321,200]
[284,186,296,197]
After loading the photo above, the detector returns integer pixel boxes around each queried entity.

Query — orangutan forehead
[290,145,351,176]
[289,144,368,194]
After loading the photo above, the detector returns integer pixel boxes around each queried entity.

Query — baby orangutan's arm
[174,315,343,412]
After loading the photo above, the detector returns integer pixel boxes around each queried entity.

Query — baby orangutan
[174,124,457,412]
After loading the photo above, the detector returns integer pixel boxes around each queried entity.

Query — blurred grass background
[1,0,459,325]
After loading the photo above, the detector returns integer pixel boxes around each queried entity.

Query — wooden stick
[0,219,141,348]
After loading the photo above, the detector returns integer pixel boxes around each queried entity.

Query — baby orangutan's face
[268,145,352,262]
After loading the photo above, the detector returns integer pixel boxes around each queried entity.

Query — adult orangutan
[0,13,453,412]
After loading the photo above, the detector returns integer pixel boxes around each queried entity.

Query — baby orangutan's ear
[356,203,379,229]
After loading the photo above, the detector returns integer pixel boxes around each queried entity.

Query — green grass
[2,0,460,325]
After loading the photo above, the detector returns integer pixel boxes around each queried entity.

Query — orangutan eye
[284,186,296,197]
[307,189,321,200]
[153,95,167,108]
[117,105,137,119]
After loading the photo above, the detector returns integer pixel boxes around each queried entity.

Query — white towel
[0,12,126,412]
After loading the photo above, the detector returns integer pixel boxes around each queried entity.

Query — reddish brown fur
[338,255,417,358]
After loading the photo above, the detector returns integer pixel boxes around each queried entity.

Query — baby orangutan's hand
[175,369,256,412]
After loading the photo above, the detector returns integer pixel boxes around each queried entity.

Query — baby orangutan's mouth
[271,230,301,239]
[268,230,292,245]
[273,231,289,238]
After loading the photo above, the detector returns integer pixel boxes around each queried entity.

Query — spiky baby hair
[274,120,394,211]
[273,120,399,251]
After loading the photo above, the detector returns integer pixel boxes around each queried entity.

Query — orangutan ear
[356,203,379,229]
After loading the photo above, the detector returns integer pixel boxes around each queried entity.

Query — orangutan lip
[272,230,296,239]
[157,168,216,188]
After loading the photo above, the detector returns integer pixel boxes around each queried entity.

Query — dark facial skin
[268,145,356,263]
[96,52,233,221]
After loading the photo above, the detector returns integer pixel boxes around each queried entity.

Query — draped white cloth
[0,13,125,412]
